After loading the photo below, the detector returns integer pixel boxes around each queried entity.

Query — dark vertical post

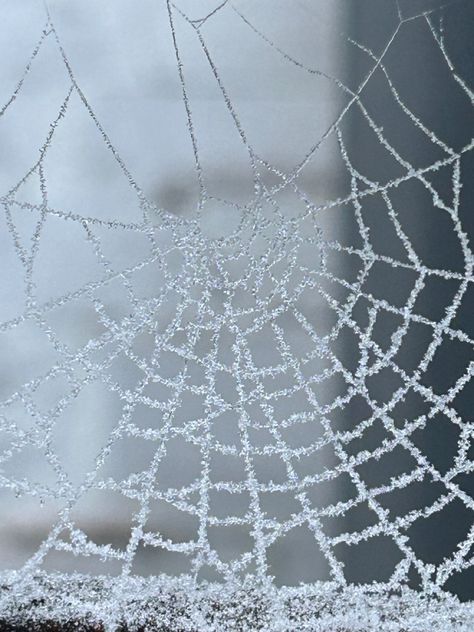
[340,0,474,595]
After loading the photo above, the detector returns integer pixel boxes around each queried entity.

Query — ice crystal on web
[0,1,473,629]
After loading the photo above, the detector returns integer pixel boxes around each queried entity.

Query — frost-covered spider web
[1,0,474,630]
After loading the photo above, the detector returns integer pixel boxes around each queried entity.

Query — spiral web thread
[0,1,474,630]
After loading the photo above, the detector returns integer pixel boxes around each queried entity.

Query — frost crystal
[0,1,473,630]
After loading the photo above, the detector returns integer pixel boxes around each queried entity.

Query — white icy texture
[1,570,474,631]
[0,0,473,629]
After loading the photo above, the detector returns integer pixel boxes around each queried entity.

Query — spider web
[0,1,474,630]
